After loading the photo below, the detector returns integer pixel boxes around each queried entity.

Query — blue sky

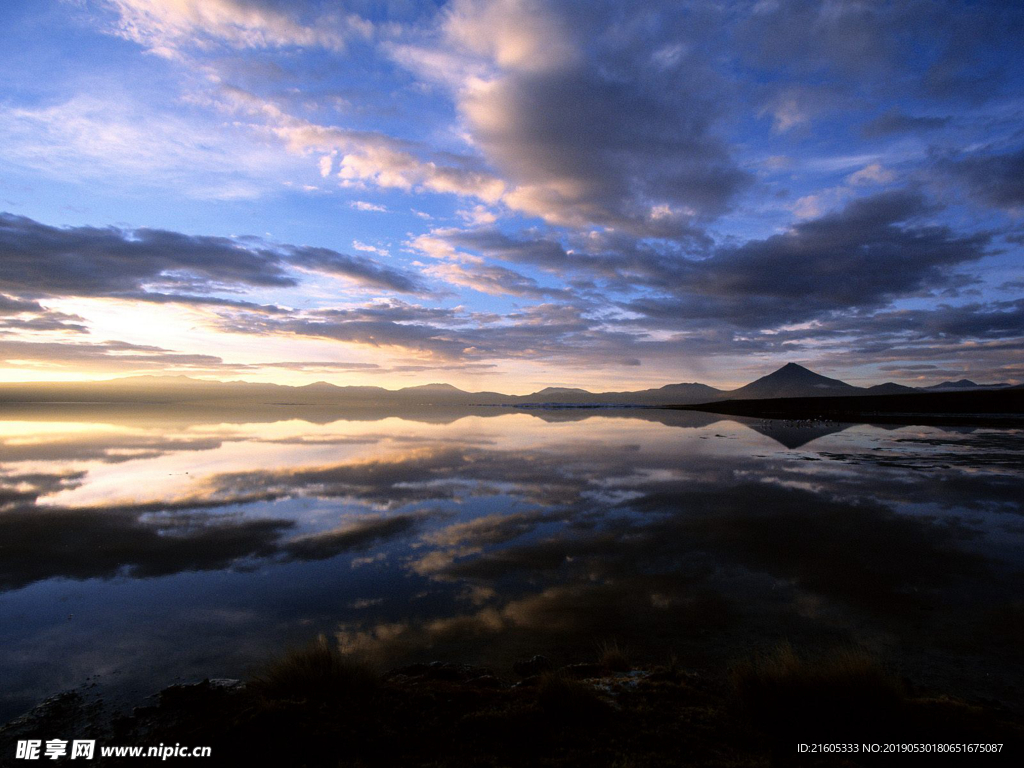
[0,0,1021,392]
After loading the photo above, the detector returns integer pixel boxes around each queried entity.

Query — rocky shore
[2,644,1021,767]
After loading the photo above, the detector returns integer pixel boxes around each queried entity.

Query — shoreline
[3,644,1021,766]
[668,388,1024,429]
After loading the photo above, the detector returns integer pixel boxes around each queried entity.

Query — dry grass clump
[249,634,380,705]
[732,642,905,739]
[597,640,631,673]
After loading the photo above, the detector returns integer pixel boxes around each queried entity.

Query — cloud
[624,190,991,328]
[847,163,896,186]
[737,0,1023,102]
[391,0,749,233]
[103,0,372,56]
[412,226,707,291]
[0,296,43,315]
[218,298,649,366]
[0,339,230,373]
[352,241,389,257]
[758,86,834,133]
[861,110,951,138]
[200,188,1009,376]
[417,190,992,334]
[0,211,425,300]
[286,245,421,292]
[350,201,389,212]
[423,260,570,299]
[941,146,1024,212]
[255,108,506,203]
[0,296,88,335]
[0,95,299,201]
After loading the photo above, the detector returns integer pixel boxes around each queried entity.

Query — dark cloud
[861,110,951,138]
[624,190,990,328]
[737,0,1024,103]
[941,146,1024,211]
[425,190,992,337]
[421,227,705,290]
[854,299,1024,341]
[0,339,229,372]
[218,298,635,365]
[0,295,43,314]
[426,260,572,300]
[0,294,88,334]
[737,0,900,78]
[286,245,424,293]
[0,212,424,301]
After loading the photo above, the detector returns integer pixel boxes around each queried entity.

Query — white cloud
[847,163,896,186]
[457,205,498,225]
[0,95,300,200]
[792,194,825,219]
[351,201,388,212]
[103,0,372,55]
[443,0,578,74]
[352,240,389,256]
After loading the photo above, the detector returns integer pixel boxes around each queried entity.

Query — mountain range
[0,363,1016,407]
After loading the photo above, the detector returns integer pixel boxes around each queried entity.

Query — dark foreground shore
[2,641,1020,767]
[671,389,1024,429]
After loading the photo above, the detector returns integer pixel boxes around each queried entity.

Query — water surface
[1,406,1022,720]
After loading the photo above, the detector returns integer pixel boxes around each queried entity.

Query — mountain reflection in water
[1,407,1022,720]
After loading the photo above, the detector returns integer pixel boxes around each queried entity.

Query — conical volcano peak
[728,362,858,400]
[774,362,818,376]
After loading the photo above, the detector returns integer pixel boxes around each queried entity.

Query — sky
[0,0,1022,393]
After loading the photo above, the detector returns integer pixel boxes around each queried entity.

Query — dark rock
[385,662,495,683]
[385,663,431,680]
[512,655,553,678]
[469,675,502,689]
[511,675,541,689]
[0,691,106,749]
[558,663,608,679]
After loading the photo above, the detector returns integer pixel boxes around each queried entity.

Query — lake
[1,406,1022,721]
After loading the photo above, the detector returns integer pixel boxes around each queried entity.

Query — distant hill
[0,363,1017,408]
[924,379,1011,391]
[865,382,918,395]
[514,382,724,405]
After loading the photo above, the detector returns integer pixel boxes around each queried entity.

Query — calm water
[1,406,1022,720]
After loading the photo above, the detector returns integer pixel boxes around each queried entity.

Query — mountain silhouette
[866,382,917,395]
[725,363,859,400]
[514,382,723,405]
[924,379,1010,391]
[0,363,1016,408]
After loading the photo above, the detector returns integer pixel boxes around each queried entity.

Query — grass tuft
[597,640,631,672]
[732,642,905,739]
[249,634,380,706]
